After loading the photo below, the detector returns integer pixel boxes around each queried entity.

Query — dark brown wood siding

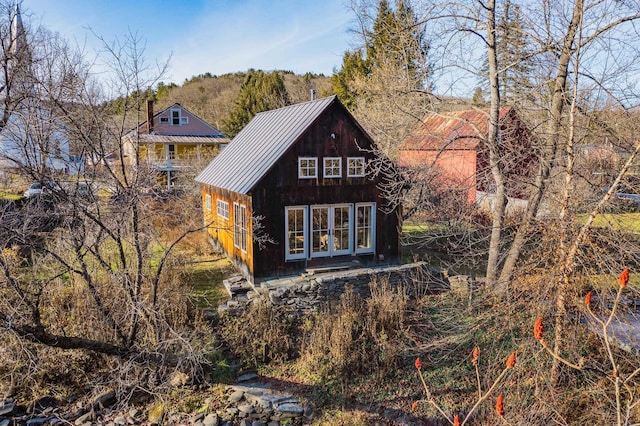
[249,102,400,279]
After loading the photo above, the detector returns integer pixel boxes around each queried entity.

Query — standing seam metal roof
[195,96,337,194]
[400,107,512,151]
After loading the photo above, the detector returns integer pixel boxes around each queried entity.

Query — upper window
[205,194,212,211]
[298,157,317,179]
[217,200,229,220]
[347,157,366,177]
[160,117,169,123]
[324,157,342,178]
[171,109,181,125]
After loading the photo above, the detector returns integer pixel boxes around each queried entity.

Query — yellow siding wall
[153,145,164,159]
[139,145,148,160]
[201,185,254,278]
[177,144,197,159]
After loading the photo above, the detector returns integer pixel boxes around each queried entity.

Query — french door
[285,203,375,261]
[310,205,352,258]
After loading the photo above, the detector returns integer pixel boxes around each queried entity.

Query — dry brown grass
[219,299,300,366]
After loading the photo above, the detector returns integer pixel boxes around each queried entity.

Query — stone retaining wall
[247,262,449,314]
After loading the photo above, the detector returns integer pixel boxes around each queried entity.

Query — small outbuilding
[398,107,536,203]
[195,96,401,283]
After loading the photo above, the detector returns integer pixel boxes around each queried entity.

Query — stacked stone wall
[255,262,449,314]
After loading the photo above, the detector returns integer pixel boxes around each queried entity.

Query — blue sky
[22,0,354,85]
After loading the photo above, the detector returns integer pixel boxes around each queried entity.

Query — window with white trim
[285,206,307,260]
[298,157,317,179]
[324,157,342,178]
[171,109,181,125]
[160,117,169,123]
[347,157,366,177]
[217,200,229,219]
[205,194,212,211]
[355,203,375,254]
[233,203,247,252]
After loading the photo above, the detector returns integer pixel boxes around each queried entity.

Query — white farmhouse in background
[0,3,79,175]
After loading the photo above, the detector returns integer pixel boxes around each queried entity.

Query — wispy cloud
[23,0,353,84]
[167,0,351,81]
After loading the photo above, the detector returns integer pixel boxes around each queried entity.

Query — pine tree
[223,69,290,137]
[472,87,486,105]
[480,0,533,103]
[332,0,432,110]
[498,0,533,101]
[368,0,396,65]
[368,0,430,90]
[331,49,370,109]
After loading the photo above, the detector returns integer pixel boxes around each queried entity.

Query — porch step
[223,275,253,298]
[305,261,361,275]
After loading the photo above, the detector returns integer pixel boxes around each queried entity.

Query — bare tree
[0,21,219,398]
[351,0,640,292]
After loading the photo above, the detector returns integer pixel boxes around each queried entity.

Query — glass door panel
[285,207,307,260]
[332,205,352,256]
[355,203,375,254]
[311,206,330,257]
[310,205,352,258]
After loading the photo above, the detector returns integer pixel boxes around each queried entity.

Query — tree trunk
[485,0,508,290]
[496,0,585,294]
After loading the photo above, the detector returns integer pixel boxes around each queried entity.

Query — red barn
[398,107,536,203]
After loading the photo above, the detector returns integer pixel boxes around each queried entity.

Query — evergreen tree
[332,0,432,110]
[331,49,370,109]
[155,81,177,101]
[368,0,430,89]
[223,69,290,137]
[368,0,396,65]
[472,87,486,105]
[498,0,533,100]
[481,0,533,103]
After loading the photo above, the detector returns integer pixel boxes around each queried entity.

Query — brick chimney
[146,99,154,133]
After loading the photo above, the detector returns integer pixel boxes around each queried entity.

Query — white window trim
[323,157,342,178]
[285,206,308,261]
[347,157,366,177]
[170,108,182,126]
[239,205,247,253]
[205,194,212,211]
[298,157,317,179]
[217,200,229,220]
[310,203,353,259]
[355,202,376,254]
[233,203,240,249]
[233,203,248,253]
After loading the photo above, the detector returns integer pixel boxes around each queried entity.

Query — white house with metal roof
[0,3,79,175]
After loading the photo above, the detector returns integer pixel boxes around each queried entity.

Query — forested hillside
[153,71,333,136]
